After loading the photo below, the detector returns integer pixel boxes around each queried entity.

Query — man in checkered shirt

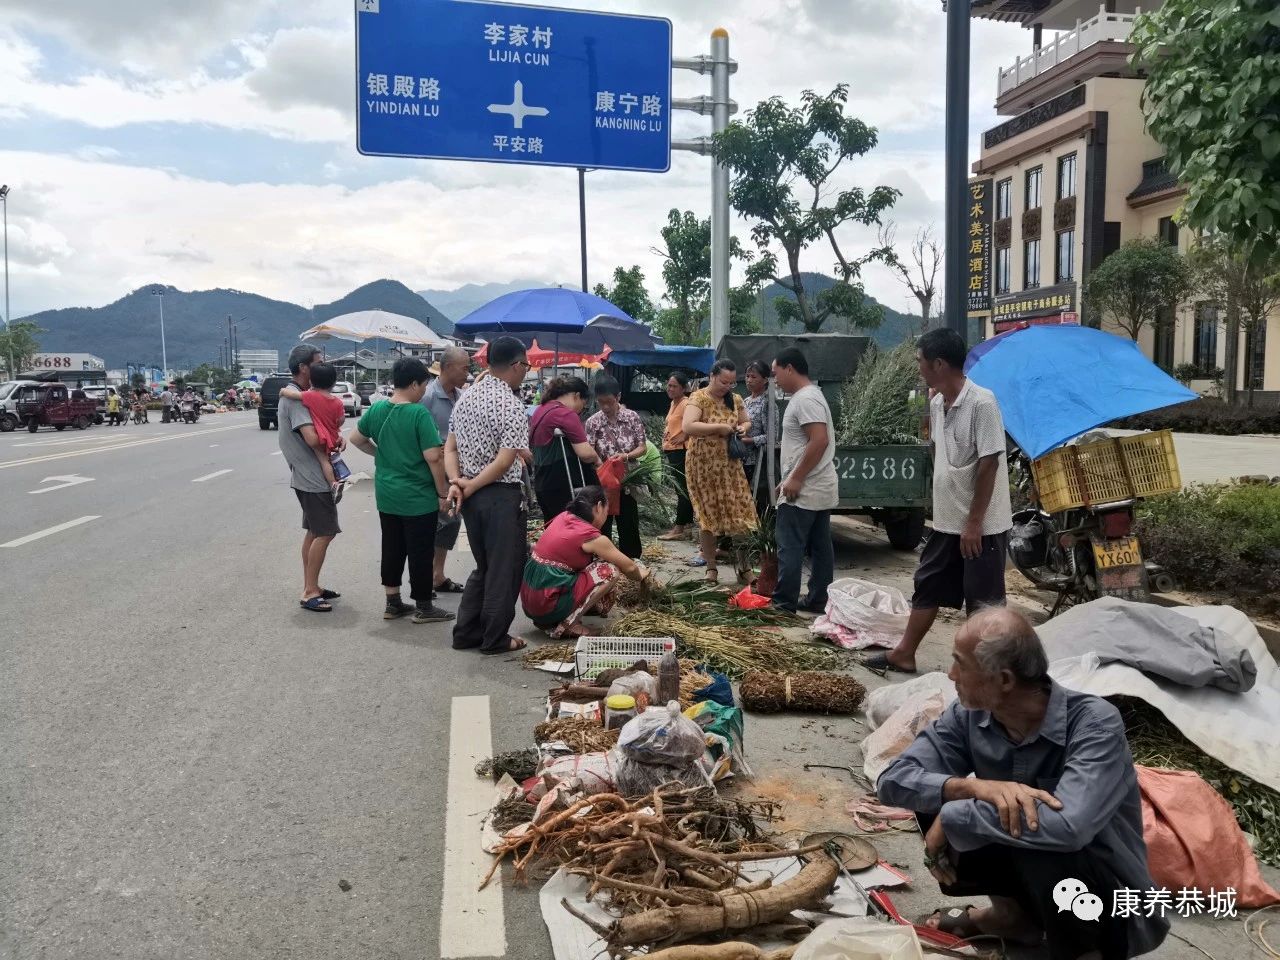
[864,328,1014,675]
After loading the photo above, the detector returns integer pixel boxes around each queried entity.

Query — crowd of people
[275,336,846,639]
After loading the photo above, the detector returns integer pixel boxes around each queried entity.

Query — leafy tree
[130,372,146,390]
[714,85,900,333]
[1132,0,1280,258]
[593,266,657,325]
[1190,234,1280,406]
[649,209,759,344]
[0,320,42,379]
[727,285,762,337]
[186,363,237,392]
[1083,238,1194,340]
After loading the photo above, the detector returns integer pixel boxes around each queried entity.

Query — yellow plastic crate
[1031,430,1181,514]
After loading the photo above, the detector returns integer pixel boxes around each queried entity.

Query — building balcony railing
[998,7,1141,97]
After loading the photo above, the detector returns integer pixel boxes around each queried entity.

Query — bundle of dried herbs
[739,671,867,714]
[612,610,848,680]
[475,748,541,781]
[522,642,578,667]
[534,716,621,754]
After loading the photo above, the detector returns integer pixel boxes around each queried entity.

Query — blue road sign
[356,0,672,172]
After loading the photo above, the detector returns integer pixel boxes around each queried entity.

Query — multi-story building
[966,0,1278,398]
[236,349,280,378]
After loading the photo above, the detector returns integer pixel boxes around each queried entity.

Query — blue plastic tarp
[609,345,715,373]
[965,324,1196,459]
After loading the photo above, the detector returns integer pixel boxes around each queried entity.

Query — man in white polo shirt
[864,328,1013,675]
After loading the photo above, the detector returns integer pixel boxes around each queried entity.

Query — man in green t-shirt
[348,358,456,625]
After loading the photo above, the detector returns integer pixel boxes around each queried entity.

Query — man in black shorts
[279,343,344,612]
[863,328,1013,674]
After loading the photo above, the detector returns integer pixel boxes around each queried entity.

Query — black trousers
[534,459,598,523]
[602,492,642,559]
[454,484,527,654]
[918,813,1138,960]
[379,511,438,605]
[665,450,694,526]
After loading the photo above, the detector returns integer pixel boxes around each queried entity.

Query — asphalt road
[0,412,553,960]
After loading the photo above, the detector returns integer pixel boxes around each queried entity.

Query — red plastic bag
[729,586,771,610]
[597,456,625,516]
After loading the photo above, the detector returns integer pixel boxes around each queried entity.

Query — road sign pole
[944,1,972,340]
[710,28,731,349]
[578,167,589,294]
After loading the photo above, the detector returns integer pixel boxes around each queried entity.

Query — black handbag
[727,432,749,462]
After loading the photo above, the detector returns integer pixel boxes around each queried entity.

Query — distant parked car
[332,381,360,418]
[257,375,291,430]
[0,379,42,431]
[355,381,378,407]
[79,384,121,424]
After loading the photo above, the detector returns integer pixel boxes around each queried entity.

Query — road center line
[1,515,100,549]
[192,469,233,483]
[440,695,506,959]
[0,423,252,471]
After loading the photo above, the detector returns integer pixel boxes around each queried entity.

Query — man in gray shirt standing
[865,328,1013,674]
[878,608,1167,958]
[771,347,839,614]
[279,343,344,612]
[421,346,470,596]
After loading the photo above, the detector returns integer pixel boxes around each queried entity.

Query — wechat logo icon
[1053,878,1104,922]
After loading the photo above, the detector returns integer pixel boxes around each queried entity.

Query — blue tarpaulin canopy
[608,345,715,373]
[965,324,1196,459]
[454,287,657,353]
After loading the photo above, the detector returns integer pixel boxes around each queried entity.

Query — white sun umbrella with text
[298,309,451,385]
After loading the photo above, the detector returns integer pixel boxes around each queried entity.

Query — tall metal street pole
[709,28,731,349]
[152,288,168,376]
[944,1,973,339]
[1,185,13,379]
[578,168,589,293]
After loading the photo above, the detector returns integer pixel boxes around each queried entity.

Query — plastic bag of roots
[617,701,707,765]
[612,749,714,797]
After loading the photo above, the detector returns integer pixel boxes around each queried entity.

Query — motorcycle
[131,401,147,424]
[180,399,200,424]
[1005,440,1176,617]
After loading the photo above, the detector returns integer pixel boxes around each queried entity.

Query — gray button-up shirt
[878,680,1167,956]
[421,377,460,439]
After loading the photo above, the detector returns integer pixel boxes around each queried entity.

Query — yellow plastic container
[604,695,637,730]
[1032,429,1181,514]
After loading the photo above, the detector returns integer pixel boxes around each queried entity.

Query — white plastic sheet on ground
[813,578,911,650]
[1046,604,1280,792]
[792,919,925,960]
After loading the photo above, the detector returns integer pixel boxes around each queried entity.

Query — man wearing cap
[422,346,471,596]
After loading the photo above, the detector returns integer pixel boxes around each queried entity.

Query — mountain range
[755,273,924,349]
[19,273,923,371]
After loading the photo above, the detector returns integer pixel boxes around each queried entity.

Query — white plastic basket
[574,635,675,681]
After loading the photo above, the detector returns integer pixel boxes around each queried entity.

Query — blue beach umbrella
[965,324,1196,459]
[454,287,657,354]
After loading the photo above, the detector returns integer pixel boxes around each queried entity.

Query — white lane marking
[209,444,219,448]
[0,423,251,471]
[192,469,233,483]
[13,432,139,448]
[1,515,100,548]
[440,695,506,959]
[270,451,283,456]
[29,474,94,495]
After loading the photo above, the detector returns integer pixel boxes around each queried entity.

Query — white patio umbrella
[298,309,451,385]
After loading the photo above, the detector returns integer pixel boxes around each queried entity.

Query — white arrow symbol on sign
[488,80,550,129]
[29,475,95,495]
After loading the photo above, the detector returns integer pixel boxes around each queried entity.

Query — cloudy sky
[0,0,1027,319]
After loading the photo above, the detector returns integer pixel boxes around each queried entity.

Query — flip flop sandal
[859,652,918,675]
[434,578,466,593]
[300,596,332,612]
[919,906,980,939]
[320,589,341,600]
[686,555,708,568]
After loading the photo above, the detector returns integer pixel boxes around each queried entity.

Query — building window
[1193,304,1219,372]
[996,247,1012,295]
[996,179,1012,220]
[1154,306,1176,371]
[1056,229,1075,283]
[1246,322,1268,390]
[1158,216,1179,249]
[1057,153,1077,200]
[1024,239,1041,289]
[1025,166,1042,211]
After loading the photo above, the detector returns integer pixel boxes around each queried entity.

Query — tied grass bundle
[476,748,541,781]
[1118,698,1280,866]
[522,642,578,667]
[838,340,923,446]
[613,610,848,680]
[739,670,867,714]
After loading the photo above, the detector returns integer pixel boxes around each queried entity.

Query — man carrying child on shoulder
[279,362,351,502]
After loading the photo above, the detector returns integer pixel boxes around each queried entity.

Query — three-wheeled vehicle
[15,383,99,432]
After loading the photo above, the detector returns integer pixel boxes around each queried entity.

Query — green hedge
[1110,398,1280,436]
[1136,483,1280,616]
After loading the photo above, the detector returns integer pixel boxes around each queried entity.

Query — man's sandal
[300,596,333,612]
[859,652,918,675]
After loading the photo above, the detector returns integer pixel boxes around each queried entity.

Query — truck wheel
[74,416,90,430]
[0,414,15,433]
[55,424,67,431]
[885,510,926,551]
[94,414,104,425]
[28,422,38,433]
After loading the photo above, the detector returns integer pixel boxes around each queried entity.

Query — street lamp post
[152,288,168,376]
[944,0,974,339]
[1,185,12,380]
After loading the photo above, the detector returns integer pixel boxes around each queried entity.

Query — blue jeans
[773,504,834,613]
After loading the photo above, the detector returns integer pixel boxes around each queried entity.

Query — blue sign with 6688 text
[356,0,672,172]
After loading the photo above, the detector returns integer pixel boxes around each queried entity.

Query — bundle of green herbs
[837,340,924,446]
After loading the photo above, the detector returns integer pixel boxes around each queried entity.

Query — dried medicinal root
[739,671,866,714]
[639,944,798,960]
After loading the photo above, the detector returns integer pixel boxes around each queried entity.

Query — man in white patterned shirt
[864,328,1014,675]
[444,336,532,655]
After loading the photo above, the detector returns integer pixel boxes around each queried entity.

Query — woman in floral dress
[682,358,757,582]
